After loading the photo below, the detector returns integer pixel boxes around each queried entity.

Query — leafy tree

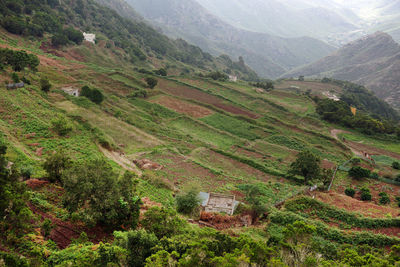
[40,76,52,92]
[2,16,26,35]
[289,150,321,184]
[11,72,19,83]
[51,115,73,136]
[379,192,390,205]
[43,150,71,183]
[206,71,228,81]
[80,86,104,104]
[62,160,140,227]
[51,32,69,47]
[242,184,268,218]
[392,161,400,170]
[141,207,185,239]
[64,27,84,45]
[344,188,355,198]
[176,187,200,215]
[360,187,372,201]
[114,230,158,267]
[145,77,158,89]
[298,76,305,81]
[154,68,167,76]
[349,166,371,179]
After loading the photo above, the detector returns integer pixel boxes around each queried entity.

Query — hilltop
[284,32,400,109]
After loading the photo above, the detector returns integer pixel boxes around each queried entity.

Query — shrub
[51,32,69,47]
[40,77,52,92]
[396,174,400,183]
[395,197,400,208]
[349,166,371,179]
[360,187,372,201]
[43,150,71,183]
[11,73,20,83]
[141,207,185,239]
[344,188,355,198]
[51,115,73,136]
[176,188,201,215]
[42,218,53,237]
[393,162,400,170]
[154,68,167,76]
[379,192,390,205]
[129,89,147,98]
[20,165,33,180]
[370,172,379,179]
[80,86,104,104]
[145,77,158,89]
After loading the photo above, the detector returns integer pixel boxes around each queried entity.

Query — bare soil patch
[151,95,213,118]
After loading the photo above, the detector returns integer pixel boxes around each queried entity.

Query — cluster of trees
[0,48,39,72]
[43,151,141,228]
[145,77,158,89]
[51,27,84,47]
[250,80,274,91]
[206,71,229,81]
[316,98,400,136]
[321,78,400,122]
[81,85,104,104]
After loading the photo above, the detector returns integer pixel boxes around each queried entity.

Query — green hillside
[1,1,400,266]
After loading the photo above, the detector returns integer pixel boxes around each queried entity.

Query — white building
[83,33,96,44]
[229,75,238,82]
[61,86,80,97]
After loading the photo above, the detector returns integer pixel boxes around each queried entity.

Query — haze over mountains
[124,0,335,78]
[285,32,400,109]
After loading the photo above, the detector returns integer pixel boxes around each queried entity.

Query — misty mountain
[124,0,335,78]
[284,32,400,109]
[195,0,360,44]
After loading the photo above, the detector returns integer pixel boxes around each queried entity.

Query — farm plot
[200,113,269,140]
[169,117,242,149]
[157,79,258,119]
[150,95,213,118]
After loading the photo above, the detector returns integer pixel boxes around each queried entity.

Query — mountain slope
[124,0,335,78]
[194,0,359,43]
[284,32,400,109]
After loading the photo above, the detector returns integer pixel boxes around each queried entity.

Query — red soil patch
[198,212,252,230]
[322,160,336,170]
[151,95,213,118]
[316,191,400,218]
[26,179,49,189]
[158,79,258,119]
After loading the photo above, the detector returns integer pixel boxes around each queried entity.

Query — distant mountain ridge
[124,0,335,78]
[284,32,400,109]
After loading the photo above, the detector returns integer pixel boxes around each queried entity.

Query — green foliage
[154,68,167,76]
[250,80,274,91]
[128,89,148,99]
[40,77,52,93]
[360,187,372,201]
[51,32,69,47]
[51,115,73,136]
[0,251,29,267]
[11,72,19,83]
[43,150,71,183]
[145,77,158,89]
[42,218,53,238]
[349,166,371,179]
[81,86,104,104]
[141,207,185,239]
[206,71,228,81]
[0,48,40,72]
[176,188,201,215]
[62,160,141,227]
[393,161,400,170]
[379,192,390,205]
[344,187,356,198]
[64,27,84,45]
[241,184,268,217]
[114,230,158,267]
[289,150,321,184]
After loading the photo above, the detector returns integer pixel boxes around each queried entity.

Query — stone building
[204,193,236,215]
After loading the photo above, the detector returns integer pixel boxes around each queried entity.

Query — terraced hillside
[1,9,400,267]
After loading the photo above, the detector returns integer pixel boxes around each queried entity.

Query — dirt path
[98,146,142,176]
[330,129,363,157]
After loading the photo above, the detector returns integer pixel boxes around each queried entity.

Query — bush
[129,89,147,98]
[51,32,69,47]
[43,150,71,183]
[344,188,355,198]
[80,86,104,104]
[40,77,52,92]
[396,174,400,183]
[20,165,33,180]
[176,188,201,215]
[141,207,185,239]
[379,192,390,205]
[145,77,158,89]
[370,172,379,179]
[360,187,372,201]
[349,166,371,179]
[42,218,53,237]
[51,115,73,136]
[154,68,167,76]
[11,73,20,83]
[393,162,400,170]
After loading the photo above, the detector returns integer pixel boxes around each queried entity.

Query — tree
[43,150,71,183]
[80,86,104,104]
[242,184,268,218]
[344,188,355,198]
[176,187,200,215]
[114,230,158,267]
[11,73,19,83]
[64,27,84,45]
[379,192,390,205]
[62,160,140,227]
[360,187,372,201]
[289,150,321,184]
[154,68,167,76]
[51,115,73,136]
[141,207,185,239]
[145,77,158,89]
[392,161,400,170]
[40,77,52,92]
[298,76,305,81]
[349,166,371,179]
[51,32,69,47]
